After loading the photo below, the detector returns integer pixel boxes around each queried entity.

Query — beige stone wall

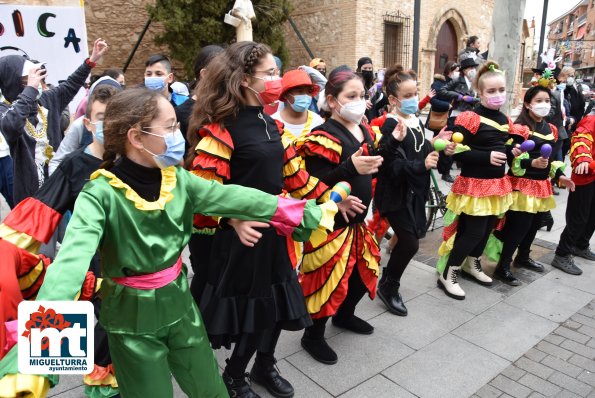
[84,0,181,86]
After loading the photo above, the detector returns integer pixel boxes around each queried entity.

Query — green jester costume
[0,164,336,398]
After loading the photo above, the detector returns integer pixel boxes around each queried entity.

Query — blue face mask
[91,120,104,145]
[141,128,185,169]
[557,83,567,91]
[289,94,312,113]
[145,76,166,91]
[171,92,189,106]
[399,96,419,115]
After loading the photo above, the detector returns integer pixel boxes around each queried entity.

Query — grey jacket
[0,55,91,204]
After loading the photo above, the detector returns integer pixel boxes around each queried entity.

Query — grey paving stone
[580,325,595,340]
[544,264,595,295]
[548,371,593,396]
[397,260,442,302]
[528,393,546,398]
[286,319,414,396]
[48,385,85,397]
[555,326,591,344]
[426,276,505,315]
[476,383,503,398]
[502,364,527,381]
[354,294,388,321]
[570,354,595,374]
[518,373,562,396]
[452,302,557,361]
[573,314,595,330]
[370,293,474,350]
[383,334,509,398]
[525,348,548,362]
[559,390,583,398]
[47,375,82,396]
[543,333,565,345]
[580,303,595,319]
[541,355,583,377]
[515,357,554,379]
[564,320,583,330]
[535,341,574,361]
[561,340,595,360]
[579,371,595,388]
[337,375,416,398]
[505,277,594,323]
[252,359,333,398]
[490,375,532,398]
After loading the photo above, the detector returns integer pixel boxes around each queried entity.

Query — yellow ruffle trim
[0,224,41,253]
[0,374,50,398]
[509,191,556,213]
[309,201,338,247]
[90,167,176,211]
[83,373,118,388]
[446,192,512,217]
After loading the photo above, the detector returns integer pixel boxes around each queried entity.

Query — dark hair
[357,57,373,71]
[85,85,119,118]
[474,60,504,91]
[101,88,162,169]
[325,66,363,99]
[514,86,552,131]
[89,74,101,85]
[467,36,479,47]
[383,64,415,98]
[192,45,224,87]
[443,61,459,77]
[186,42,271,167]
[101,69,124,80]
[145,54,172,73]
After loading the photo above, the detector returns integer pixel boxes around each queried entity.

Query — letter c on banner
[37,13,56,38]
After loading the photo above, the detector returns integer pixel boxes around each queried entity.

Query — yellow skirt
[446,192,513,217]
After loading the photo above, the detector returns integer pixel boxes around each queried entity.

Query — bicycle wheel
[425,187,439,231]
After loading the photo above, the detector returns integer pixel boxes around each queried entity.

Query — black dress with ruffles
[196,106,312,353]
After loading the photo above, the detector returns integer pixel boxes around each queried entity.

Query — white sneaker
[462,257,493,286]
[438,266,466,300]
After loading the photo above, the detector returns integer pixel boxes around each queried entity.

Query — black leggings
[225,327,282,378]
[446,214,497,268]
[385,215,419,281]
[496,211,543,264]
[305,264,368,339]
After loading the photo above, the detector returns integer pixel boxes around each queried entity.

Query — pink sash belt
[112,257,183,290]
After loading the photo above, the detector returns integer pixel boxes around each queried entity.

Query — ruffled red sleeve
[298,129,343,165]
[549,123,558,142]
[509,123,530,140]
[454,111,481,134]
[282,136,330,201]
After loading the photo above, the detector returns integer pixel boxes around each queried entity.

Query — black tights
[304,264,368,339]
[384,216,419,281]
[496,211,543,264]
[446,214,497,268]
[225,327,282,378]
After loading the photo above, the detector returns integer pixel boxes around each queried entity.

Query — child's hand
[575,162,590,175]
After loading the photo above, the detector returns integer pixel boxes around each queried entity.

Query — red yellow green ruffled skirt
[446,176,513,217]
[508,176,556,213]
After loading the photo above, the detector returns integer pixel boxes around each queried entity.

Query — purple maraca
[520,140,536,152]
[540,143,552,158]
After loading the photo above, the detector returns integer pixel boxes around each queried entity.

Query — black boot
[494,259,521,286]
[377,276,408,316]
[539,211,554,231]
[331,314,374,334]
[513,250,544,272]
[222,371,261,398]
[250,358,294,398]
[301,327,337,365]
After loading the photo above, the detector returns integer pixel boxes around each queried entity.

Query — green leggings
[107,306,227,398]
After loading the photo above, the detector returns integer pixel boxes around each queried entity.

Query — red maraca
[520,140,535,152]
[540,143,552,159]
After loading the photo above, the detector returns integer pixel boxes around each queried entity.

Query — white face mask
[567,77,575,86]
[337,99,366,124]
[530,103,551,118]
[451,71,460,80]
[466,69,477,80]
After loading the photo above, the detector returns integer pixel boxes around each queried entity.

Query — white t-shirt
[0,132,9,158]
[271,110,325,141]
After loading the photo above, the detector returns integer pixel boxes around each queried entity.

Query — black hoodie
[0,55,91,204]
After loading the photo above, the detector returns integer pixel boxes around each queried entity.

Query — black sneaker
[551,255,583,275]
[377,277,408,316]
[572,247,595,261]
[250,360,294,398]
[331,315,374,334]
[222,371,261,398]
[513,257,545,272]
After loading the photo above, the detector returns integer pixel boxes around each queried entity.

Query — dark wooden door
[435,20,458,74]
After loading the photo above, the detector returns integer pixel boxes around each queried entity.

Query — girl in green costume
[0,89,337,398]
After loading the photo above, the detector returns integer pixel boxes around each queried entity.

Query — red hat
[279,69,320,100]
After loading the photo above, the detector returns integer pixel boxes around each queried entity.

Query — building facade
[284,0,496,98]
[548,0,595,83]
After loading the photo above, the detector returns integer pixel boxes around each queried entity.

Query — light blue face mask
[171,92,189,106]
[91,120,104,145]
[399,96,419,115]
[289,94,312,113]
[141,128,185,169]
[145,76,166,91]
[557,83,567,91]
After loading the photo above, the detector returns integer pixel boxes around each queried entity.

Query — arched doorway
[434,20,458,74]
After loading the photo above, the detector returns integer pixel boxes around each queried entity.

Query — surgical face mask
[451,71,460,80]
[141,128,185,169]
[398,96,419,115]
[484,93,506,110]
[530,103,551,118]
[466,69,477,80]
[145,76,167,91]
[567,77,575,86]
[337,99,366,124]
[171,92,189,106]
[557,83,567,91]
[288,94,312,113]
[249,76,282,105]
[90,120,104,145]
